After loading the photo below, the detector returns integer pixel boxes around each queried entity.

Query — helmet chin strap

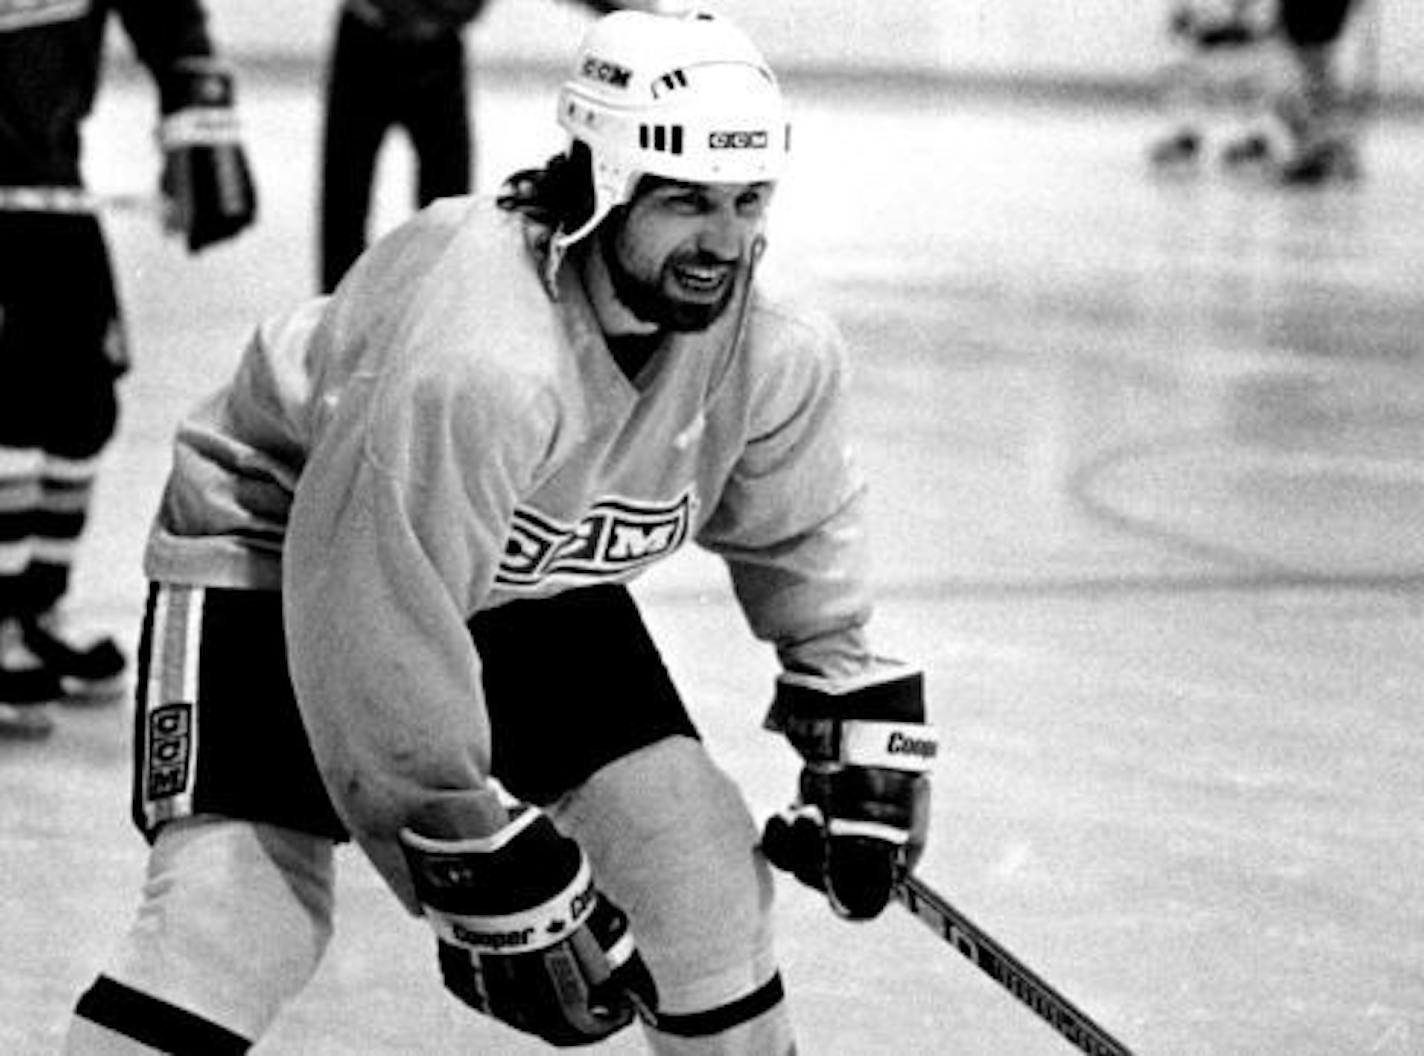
[543,165,628,292]
[550,188,631,293]
[541,192,616,299]
[542,222,582,295]
[725,232,766,348]
[544,213,599,290]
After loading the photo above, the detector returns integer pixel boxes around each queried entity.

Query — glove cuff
[425,854,596,955]
[765,664,925,730]
[159,57,235,115]
[765,664,936,769]
[158,107,242,149]
[401,808,598,954]
[778,713,940,770]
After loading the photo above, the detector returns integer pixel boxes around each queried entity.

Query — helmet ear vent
[639,124,685,155]
[656,69,690,95]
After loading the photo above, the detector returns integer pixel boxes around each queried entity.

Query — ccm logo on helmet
[708,129,769,150]
[886,730,937,760]
[582,55,632,89]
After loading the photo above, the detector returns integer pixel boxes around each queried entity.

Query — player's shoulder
[340,198,565,406]
[361,196,522,277]
[745,282,850,374]
[333,196,540,342]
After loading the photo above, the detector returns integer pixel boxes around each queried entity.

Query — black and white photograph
[2,2,1421,1052]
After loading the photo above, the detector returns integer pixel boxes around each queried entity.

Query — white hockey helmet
[553,9,790,250]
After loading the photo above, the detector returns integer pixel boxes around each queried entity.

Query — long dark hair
[496,141,597,237]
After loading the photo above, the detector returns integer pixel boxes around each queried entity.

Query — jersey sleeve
[696,303,879,682]
[110,0,218,87]
[282,308,553,914]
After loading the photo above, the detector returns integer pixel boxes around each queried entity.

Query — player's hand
[157,58,257,253]
[760,666,937,920]
[400,806,657,1046]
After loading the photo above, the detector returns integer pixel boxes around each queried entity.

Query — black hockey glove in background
[400,806,657,1047]
[761,665,937,920]
[157,58,257,253]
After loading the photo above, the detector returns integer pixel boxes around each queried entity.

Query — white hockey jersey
[145,197,878,903]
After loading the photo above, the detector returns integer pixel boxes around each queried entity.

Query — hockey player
[318,0,684,293]
[0,0,257,737]
[64,10,935,1054]
[1148,0,1279,172]
[318,0,488,293]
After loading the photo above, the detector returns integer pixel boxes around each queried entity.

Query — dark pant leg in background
[318,8,473,293]
[397,28,472,213]
[0,210,123,618]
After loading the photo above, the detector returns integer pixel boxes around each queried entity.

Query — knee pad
[88,817,335,1044]
[643,971,795,1055]
[549,737,783,1023]
[68,978,253,1054]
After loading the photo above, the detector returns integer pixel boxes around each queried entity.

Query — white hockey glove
[761,665,937,920]
[400,806,658,1047]
[157,58,257,253]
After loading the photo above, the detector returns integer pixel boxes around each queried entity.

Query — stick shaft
[895,874,1136,1056]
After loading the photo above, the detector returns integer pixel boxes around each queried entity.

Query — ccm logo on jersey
[708,129,768,151]
[497,492,694,589]
[143,702,195,801]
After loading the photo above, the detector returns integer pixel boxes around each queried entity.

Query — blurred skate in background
[1147,0,1280,174]
[1273,0,1377,185]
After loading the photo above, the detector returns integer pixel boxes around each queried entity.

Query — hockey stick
[895,873,1136,1056]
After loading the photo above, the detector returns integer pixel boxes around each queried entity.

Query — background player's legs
[0,447,54,737]
[550,736,796,1056]
[398,29,472,211]
[1275,0,1365,183]
[64,816,336,1054]
[25,280,127,700]
[1149,41,1211,169]
[318,6,396,292]
[0,212,125,734]
[1149,5,1277,173]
